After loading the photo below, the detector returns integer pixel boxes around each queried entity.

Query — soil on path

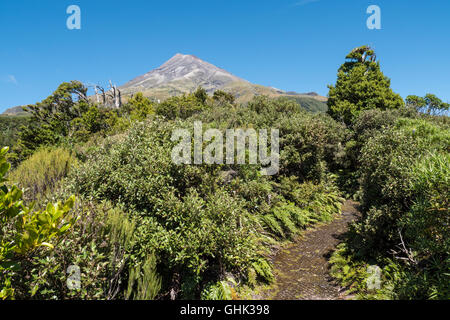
[261,200,360,300]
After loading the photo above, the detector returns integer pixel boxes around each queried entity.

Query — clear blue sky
[1,0,449,112]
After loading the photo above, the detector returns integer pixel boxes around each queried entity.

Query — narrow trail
[261,200,360,300]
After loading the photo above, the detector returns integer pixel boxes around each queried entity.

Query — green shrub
[69,120,262,298]
[341,115,450,299]
[278,113,345,182]
[125,254,161,300]
[0,115,29,148]
[201,279,236,300]
[122,92,155,121]
[358,117,448,250]
[9,147,75,202]
[0,147,76,299]
[156,91,210,120]
[12,199,147,300]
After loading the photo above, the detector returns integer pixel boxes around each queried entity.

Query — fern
[273,206,298,237]
[251,258,274,283]
[261,214,284,238]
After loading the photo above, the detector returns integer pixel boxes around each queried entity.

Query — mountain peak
[120,54,246,95]
[160,53,203,68]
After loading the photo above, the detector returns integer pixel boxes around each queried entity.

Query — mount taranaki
[118,54,327,111]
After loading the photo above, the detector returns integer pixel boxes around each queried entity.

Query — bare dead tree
[389,229,417,265]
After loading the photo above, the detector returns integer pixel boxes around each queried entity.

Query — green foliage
[13,200,144,300]
[329,243,396,300]
[9,147,75,202]
[15,81,88,159]
[193,87,208,105]
[13,81,119,163]
[251,258,274,283]
[0,147,76,299]
[126,254,161,300]
[286,96,328,113]
[406,93,450,116]
[0,115,29,148]
[69,120,262,297]
[201,279,235,300]
[156,90,210,120]
[277,112,346,182]
[248,96,300,115]
[4,53,445,301]
[213,90,235,106]
[334,112,450,299]
[327,46,404,124]
[122,92,155,121]
[357,117,448,248]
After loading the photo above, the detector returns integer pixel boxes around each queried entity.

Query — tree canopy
[327,46,404,125]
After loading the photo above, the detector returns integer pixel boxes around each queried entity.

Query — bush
[338,115,450,299]
[357,117,448,249]
[11,198,161,300]
[68,120,262,298]
[277,112,346,182]
[9,147,76,203]
[156,91,210,120]
[0,147,76,299]
[0,115,29,148]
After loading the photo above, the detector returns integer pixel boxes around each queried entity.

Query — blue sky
[0,0,449,112]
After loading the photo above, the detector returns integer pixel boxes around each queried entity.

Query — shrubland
[1,46,448,300]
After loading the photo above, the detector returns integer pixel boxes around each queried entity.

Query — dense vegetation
[0,115,29,148]
[327,47,449,300]
[0,46,448,300]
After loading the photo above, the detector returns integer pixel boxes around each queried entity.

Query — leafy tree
[327,46,404,124]
[14,81,90,161]
[406,94,449,115]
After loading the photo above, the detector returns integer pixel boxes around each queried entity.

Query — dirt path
[261,200,360,300]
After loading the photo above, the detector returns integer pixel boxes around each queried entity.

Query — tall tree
[327,46,404,125]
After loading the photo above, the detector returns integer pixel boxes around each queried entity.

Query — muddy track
[261,200,360,300]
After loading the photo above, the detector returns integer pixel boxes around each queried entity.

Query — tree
[406,94,449,116]
[327,46,404,125]
[14,81,91,161]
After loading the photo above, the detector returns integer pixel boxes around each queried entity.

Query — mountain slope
[119,54,327,109]
[120,53,246,95]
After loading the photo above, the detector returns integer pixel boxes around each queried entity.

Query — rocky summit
[120,53,246,94]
